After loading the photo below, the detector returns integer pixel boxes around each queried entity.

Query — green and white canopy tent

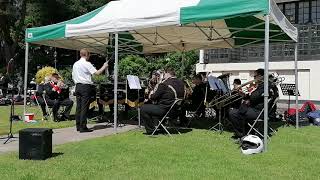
[24,0,299,151]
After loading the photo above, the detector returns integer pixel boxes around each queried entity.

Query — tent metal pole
[263,14,270,152]
[199,50,204,64]
[114,33,119,132]
[23,42,29,116]
[294,43,299,129]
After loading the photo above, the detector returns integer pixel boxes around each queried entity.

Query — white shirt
[72,57,97,84]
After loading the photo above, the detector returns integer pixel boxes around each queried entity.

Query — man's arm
[249,85,264,104]
[94,62,108,75]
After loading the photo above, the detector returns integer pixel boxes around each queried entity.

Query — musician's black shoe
[79,128,93,133]
[62,114,69,121]
[53,116,59,122]
[43,115,49,121]
[231,135,240,139]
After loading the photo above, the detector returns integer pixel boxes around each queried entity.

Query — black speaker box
[19,128,53,160]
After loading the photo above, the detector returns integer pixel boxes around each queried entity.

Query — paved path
[0,123,139,154]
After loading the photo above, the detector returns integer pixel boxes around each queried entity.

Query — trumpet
[208,78,263,108]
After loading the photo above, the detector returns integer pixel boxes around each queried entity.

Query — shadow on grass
[91,124,112,130]
[168,128,193,135]
[51,152,64,158]
[187,115,286,138]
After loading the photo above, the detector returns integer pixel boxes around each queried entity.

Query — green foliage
[119,55,149,78]
[92,74,109,84]
[59,67,73,86]
[118,51,198,80]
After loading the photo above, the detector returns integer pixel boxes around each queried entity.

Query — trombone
[207,78,263,108]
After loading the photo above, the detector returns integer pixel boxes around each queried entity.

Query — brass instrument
[144,70,165,101]
[208,78,263,108]
[184,79,193,99]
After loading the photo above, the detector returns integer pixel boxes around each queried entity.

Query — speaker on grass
[19,128,53,160]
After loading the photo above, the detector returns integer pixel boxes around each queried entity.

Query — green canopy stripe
[26,5,106,42]
[180,0,269,25]
[225,15,291,46]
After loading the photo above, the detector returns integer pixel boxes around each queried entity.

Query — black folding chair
[185,100,205,127]
[151,99,183,137]
[247,98,278,138]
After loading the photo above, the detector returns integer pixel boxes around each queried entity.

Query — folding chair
[42,94,54,121]
[40,92,65,122]
[247,98,278,138]
[152,99,183,137]
[29,91,46,120]
[185,100,205,127]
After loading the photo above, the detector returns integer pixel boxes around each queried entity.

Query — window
[311,0,320,23]
[284,3,296,23]
[299,1,310,24]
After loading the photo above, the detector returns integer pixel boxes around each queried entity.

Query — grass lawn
[0,105,75,136]
[0,126,319,179]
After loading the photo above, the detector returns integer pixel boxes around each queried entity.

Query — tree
[119,55,149,79]
[118,51,199,80]
[0,0,27,67]
[148,51,198,80]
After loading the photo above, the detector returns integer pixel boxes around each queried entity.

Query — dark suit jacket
[150,77,185,109]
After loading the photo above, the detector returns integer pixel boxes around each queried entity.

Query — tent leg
[199,50,204,64]
[23,42,29,116]
[114,33,119,132]
[294,43,299,129]
[263,14,270,152]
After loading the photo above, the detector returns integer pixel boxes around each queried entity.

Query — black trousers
[228,107,260,138]
[38,97,73,119]
[58,99,74,118]
[141,104,167,133]
[75,84,95,129]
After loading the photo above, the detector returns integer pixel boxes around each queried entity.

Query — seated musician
[37,73,73,121]
[228,69,267,138]
[190,74,206,116]
[230,79,242,109]
[141,68,185,135]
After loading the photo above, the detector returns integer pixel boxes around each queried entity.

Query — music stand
[207,76,225,133]
[126,75,142,127]
[280,83,300,120]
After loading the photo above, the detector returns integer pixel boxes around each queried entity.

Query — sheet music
[127,75,142,89]
[207,75,228,93]
[280,83,300,96]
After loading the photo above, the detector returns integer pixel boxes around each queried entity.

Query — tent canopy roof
[26,0,297,54]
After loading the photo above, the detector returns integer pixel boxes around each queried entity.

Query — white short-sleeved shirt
[72,57,97,84]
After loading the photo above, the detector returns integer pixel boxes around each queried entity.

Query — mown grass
[0,105,75,135]
[0,126,319,180]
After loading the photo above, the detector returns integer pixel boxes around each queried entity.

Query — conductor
[72,49,108,133]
